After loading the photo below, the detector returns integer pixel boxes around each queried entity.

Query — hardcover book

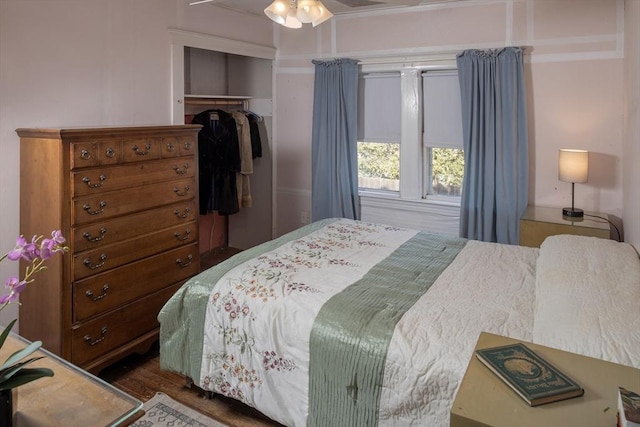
[618,387,640,427]
[476,343,584,406]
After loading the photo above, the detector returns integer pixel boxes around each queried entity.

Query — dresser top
[16,124,202,139]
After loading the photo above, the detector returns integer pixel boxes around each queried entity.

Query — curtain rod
[352,46,532,66]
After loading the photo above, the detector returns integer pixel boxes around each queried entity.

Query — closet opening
[169,30,276,259]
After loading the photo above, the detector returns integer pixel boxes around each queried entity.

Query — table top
[520,205,609,230]
[1,333,142,426]
[451,332,640,427]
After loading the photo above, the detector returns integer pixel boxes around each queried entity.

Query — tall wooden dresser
[17,125,201,373]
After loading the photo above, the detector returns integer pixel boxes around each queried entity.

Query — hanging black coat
[191,109,241,215]
[245,112,263,159]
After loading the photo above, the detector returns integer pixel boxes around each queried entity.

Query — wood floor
[99,341,282,427]
[99,246,284,427]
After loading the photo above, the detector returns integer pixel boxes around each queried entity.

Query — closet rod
[185,99,249,107]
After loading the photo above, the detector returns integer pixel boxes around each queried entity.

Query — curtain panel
[311,58,360,221]
[456,47,528,244]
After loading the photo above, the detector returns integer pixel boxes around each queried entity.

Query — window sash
[358,73,401,144]
[422,71,463,150]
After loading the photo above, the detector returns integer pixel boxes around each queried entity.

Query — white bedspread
[196,220,539,426]
[380,240,537,425]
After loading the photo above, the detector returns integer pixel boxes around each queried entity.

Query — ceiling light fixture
[264,0,333,28]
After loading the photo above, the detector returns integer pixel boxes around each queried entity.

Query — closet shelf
[184,95,252,106]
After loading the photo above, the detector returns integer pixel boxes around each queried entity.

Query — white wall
[0,0,273,326]
[272,0,638,243]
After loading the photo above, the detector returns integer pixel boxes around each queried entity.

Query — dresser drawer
[72,156,195,197]
[73,221,197,280]
[120,137,162,163]
[71,137,165,168]
[71,282,182,367]
[72,201,196,252]
[73,177,195,225]
[73,243,198,322]
[71,140,123,168]
[160,134,197,158]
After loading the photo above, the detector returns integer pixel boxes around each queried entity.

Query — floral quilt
[198,219,418,426]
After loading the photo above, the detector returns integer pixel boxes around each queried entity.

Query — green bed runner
[308,232,466,427]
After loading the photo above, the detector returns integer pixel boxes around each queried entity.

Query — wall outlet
[300,211,310,224]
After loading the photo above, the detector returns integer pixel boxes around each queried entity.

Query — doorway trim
[168,28,276,124]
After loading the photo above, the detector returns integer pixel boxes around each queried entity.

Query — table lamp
[558,148,589,218]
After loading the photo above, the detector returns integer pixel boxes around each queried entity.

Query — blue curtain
[456,47,528,244]
[311,58,360,221]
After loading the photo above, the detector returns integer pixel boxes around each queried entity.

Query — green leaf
[0,340,43,370]
[0,319,17,350]
[0,356,46,382]
[0,367,54,390]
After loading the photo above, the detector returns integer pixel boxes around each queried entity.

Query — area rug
[131,392,229,427]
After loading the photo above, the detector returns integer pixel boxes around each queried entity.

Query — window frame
[421,69,464,201]
[357,72,402,194]
[358,59,461,205]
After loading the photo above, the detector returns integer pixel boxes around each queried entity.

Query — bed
[158,218,640,427]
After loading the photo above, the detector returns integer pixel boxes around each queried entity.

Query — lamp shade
[297,0,321,23]
[558,149,589,183]
[264,0,289,25]
[283,6,303,28]
[312,1,333,26]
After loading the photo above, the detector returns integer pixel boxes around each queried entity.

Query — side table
[450,332,640,427]
[519,205,612,247]
[1,333,143,426]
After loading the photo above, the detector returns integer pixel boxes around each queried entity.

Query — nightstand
[450,332,640,427]
[519,205,611,247]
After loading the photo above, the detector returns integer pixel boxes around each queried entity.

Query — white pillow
[532,234,640,368]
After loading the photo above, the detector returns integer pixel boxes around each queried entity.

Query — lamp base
[562,207,584,218]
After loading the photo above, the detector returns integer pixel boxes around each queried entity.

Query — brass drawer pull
[174,207,191,219]
[83,227,107,242]
[80,149,92,160]
[85,284,109,301]
[105,147,116,158]
[174,229,191,241]
[82,174,107,188]
[166,143,176,152]
[83,254,107,270]
[173,186,190,197]
[173,164,189,175]
[131,143,151,155]
[176,254,193,268]
[83,201,107,215]
[183,141,192,151]
[83,326,107,346]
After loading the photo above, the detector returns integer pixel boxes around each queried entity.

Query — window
[357,73,401,192]
[422,71,464,198]
[357,66,464,201]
